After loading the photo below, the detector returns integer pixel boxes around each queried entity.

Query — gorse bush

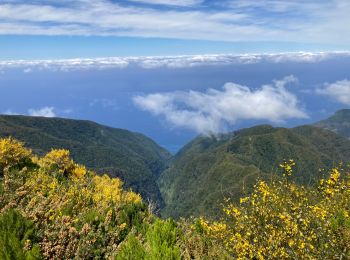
[0,137,146,259]
[199,160,350,259]
[1,137,349,259]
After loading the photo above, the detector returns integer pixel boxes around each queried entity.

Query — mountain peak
[333,109,350,119]
[315,109,350,138]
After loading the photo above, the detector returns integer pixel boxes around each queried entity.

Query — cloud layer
[317,80,350,105]
[0,52,348,72]
[133,76,307,134]
[0,0,350,44]
[128,0,203,6]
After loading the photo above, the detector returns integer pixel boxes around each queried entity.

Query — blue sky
[1,1,350,152]
[0,0,349,58]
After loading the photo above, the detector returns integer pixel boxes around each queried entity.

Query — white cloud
[128,0,203,6]
[317,80,350,105]
[133,75,307,134]
[0,52,348,72]
[0,57,129,71]
[28,106,56,117]
[0,0,349,44]
[226,0,320,13]
[0,1,264,41]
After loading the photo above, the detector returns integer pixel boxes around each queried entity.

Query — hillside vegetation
[159,124,350,218]
[0,115,171,207]
[1,137,349,259]
[315,109,350,138]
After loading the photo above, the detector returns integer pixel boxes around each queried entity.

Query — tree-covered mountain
[315,109,350,138]
[0,115,171,207]
[3,110,350,220]
[158,124,350,218]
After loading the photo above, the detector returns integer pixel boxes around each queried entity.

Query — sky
[1,1,350,152]
[1,0,350,58]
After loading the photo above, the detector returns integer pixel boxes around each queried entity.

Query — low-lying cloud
[28,106,56,117]
[133,76,308,134]
[317,80,350,105]
[0,52,348,72]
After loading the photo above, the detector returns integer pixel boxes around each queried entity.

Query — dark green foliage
[0,209,42,260]
[0,180,4,208]
[119,203,148,235]
[0,115,171,207]
[159,124,350,218]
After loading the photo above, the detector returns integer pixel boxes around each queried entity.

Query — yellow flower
[240,197,249,204]
[280,159,295,176]
[119,223,127,230]
[288,239,295,247]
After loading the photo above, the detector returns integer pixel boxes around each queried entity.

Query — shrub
[146,219,181,260]
[116,234,146,260]
[200,160,350,259]
[0,137,32,170]
[0,137,147,259]
[0,209,42,260]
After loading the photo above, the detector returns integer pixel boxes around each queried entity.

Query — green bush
[116,234,146,260]
[116,219,181,260]
[0,209,42,260]
[146,219,181,260]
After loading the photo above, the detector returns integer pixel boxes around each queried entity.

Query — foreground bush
[0,137,147,258]
[200,160,350,259]
[0,209,41,259]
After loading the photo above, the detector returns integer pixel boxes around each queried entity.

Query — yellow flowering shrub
[37,149,75,175]
[0,137,32,169]
[0,137,147,259]
[93,174,141,207]
[72,164,87,179]
[200,160,350,259]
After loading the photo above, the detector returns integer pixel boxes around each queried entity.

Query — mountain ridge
[158,121,350,218]
[314,109,350,138]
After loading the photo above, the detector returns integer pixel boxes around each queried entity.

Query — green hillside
[315,109,350,138]
[0,115,171,207]
[158,124,350,218]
